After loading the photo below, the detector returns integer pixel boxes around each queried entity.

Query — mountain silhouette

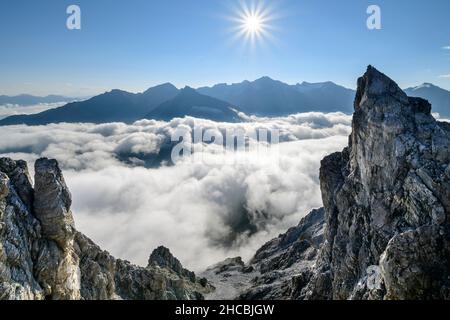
[145,87,239,122]
[404,83,450,118]
[2,78,449,126]
[198,77,355,116]
[0,83,179,125]
[294,81,355,113]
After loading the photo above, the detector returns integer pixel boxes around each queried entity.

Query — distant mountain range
[294,81,356,113]
[0,83,179,125]
[0,94,77,106]
[404,83,450,118]
[198,77,356,116]
[1,78,449,126]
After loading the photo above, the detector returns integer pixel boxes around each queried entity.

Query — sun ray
[230,1,275,49]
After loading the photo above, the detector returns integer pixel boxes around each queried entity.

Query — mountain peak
[256,76,274,81]
[253,76,277,84]
[303,67,449,299]
[296,81,338,90]
[355,65,408,108]
[148,246,196,281]
[106,89,132,96]
[145,85,239,123]
[414,83,437,90]
[181,85,197,92]
[177,86,201,97]
[142,83,178,95]
[403,82,450,117]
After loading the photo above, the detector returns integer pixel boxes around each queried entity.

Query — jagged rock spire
[34,158,75,249]
[0,158,34,210]
[355,65,408,109]
[2,157,210,300]
[302,66,450,300]
[149,246,196,282]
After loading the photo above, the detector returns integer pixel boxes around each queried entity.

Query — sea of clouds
[0,103,65,120]
[0,112,351,271]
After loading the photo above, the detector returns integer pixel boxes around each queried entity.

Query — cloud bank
[0,103,65,120]
[0,112,351,271]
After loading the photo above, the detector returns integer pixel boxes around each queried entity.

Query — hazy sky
[0,0,449,96]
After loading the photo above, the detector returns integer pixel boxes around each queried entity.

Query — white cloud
[0,112,351,271]
[67,136,347,271]
[0,103,65,120]
[443,46,450,50]
[439,74,450,78]
[433,112,450,123]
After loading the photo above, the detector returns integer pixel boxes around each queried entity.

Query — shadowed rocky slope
[202,66,450,300]
[0,158,211,300]
[200,208,325,300]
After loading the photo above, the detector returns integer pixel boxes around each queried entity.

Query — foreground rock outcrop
[301,66,449,300]
[0,158,211,300]
[202,66,449,300]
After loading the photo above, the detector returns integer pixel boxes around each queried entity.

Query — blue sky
[0,0,449,96]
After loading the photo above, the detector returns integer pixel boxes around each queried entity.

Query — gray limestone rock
[148,246,196,282]
[301,66,450,300]
[0,162,43,300]
[0,158,34,210]
[0,157,209,300]
[34,158,75,250]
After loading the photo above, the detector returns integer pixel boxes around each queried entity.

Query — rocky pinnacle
[34,158,75,250]
[302,66,450,299]
[0,157,210,300]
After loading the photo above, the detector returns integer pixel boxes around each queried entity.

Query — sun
[244,14,263,34]
[230,1,275,46]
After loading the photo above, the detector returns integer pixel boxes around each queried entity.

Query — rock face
[202,66,449,300]
[200,208,325,300]
[0,160,42,300]
[301,66,450,299]
[33,158,80,299]
[34,158,75,249]
[149,246,197,282]
[0,158,210,300]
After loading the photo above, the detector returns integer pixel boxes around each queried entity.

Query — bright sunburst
[231,1,275,47]
[244,14,263,34]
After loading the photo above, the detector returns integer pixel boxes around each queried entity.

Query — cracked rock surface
[301,66,450,300]
[0,158,211,300]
